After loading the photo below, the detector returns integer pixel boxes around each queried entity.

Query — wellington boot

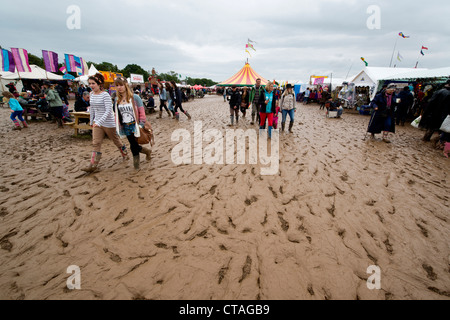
[157,111,162,119]
[133,156,140,170]
[140,147,152,161]
[281,122,285,132]
[289,122,294,133]
[82,152,102,173]
[166,109,172,117]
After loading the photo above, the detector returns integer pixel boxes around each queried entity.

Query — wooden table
[66,112,92,136]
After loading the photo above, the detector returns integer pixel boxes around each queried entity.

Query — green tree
[95,62,119,72]
[121,64,149,81]
[158,71,179,83]
[28,53,44,69]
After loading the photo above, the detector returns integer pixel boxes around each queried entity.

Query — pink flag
[11,48,32,72]
[314,77,325,85]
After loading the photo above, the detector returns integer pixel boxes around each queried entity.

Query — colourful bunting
[42,50,59,73]
[11,48,32,72]
[0,49,15,72]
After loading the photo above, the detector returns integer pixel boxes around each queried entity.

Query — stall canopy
[217,63,268,87]
[350,67,426,88]
[1,65,63,80]
[1,71,19,92]
[349,67,427,99]
[381,67,450,81]
[75,64,100,84]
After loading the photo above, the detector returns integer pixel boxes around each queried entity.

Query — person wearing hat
[367,83,398,143]
[280,84,296,133]
[41,80,64,128]
[419,79,450,143]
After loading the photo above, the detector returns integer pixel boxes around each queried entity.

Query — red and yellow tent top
[217,63,269,87]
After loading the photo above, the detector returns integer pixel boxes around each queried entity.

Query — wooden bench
[67,112,92,136]
[23,105,51,122]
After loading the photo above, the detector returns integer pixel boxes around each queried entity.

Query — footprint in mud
[238,256,252,283]
[277,212,289,232]
[245,196,258,206]
[383,239,394,255]
[422,264,437,281]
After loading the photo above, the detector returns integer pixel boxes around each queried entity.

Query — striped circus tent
[217,63,268,87]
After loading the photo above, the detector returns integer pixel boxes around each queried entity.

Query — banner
[65,54,87,76]
[130,73,144,83]
[314,77,325,85]
[11,48,32,72]
[0,49,15,72]
[42,50,59,73]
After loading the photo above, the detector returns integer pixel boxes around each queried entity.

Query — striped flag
[0,49,15,72]
[11,48,32,72]
[398,32,410,38]
[421,46,428,50]
[59,64,67,74]
[42,50,59,73]
[397,52,403,62]
[65,54,88,76]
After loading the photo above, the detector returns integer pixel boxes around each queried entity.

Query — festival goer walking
[166,82,175,119]
[229,86,241,126]
[114,76,152,170]
[41,80,64,128]
[395,86,414,126]
[81,73,129,173]
[280,84,296,133]
[367,83,398,143]
[171,81,192,121]
[303,88,310,105]
[2,91,28,130]
[240,87,250,118]
[249,78,264,125]
[258,81,278,139]
[419,79,450,142]
[157,82,171,119]
[320,87,331,110]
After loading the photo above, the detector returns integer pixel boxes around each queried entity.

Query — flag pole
[414,51,422,69]
[389,36,399,68]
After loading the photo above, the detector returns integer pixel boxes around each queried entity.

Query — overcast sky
[1,0,449,83]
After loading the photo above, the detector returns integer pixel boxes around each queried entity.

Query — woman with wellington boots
[81,73,129,173]
[114,76,152,170]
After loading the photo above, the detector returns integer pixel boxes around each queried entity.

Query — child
[35,94,49,112]
[273,105,281,129]
[3,91,28,130]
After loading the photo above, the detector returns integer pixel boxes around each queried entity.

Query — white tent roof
[350,67,427,87]
[2,65,63,80]
[75,64,99,83]
[381,67,450,80]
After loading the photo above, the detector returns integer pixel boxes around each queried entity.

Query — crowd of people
[224,79,297,138]
[2,74,448,175]
[366,80,450,153]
